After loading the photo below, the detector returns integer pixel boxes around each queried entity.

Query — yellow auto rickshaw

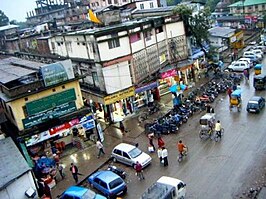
[254,64,262,75]
[230,89,241,112]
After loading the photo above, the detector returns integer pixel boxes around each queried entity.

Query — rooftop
[0,137,31,190]
[0,57,44,84]
[228,0,266,7]
[208,27,236,37]
[0,24,19,32]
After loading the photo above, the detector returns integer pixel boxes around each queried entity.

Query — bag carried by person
[148,146,154,152]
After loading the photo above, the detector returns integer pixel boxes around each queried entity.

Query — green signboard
[26,88,76,116]
[23,101,77,129]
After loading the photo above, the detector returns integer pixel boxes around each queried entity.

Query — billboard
[40,59,75,87]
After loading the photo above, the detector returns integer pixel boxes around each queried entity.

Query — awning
[192,51,205,60]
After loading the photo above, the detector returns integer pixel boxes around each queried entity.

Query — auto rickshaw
[230,89,242,111]
[199,113,216,139]
[254,73,266,90]
[254,64,262,75]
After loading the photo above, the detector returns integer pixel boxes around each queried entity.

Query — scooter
[107,165,126,179]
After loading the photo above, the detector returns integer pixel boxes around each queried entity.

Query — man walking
[70,163,79,183]
[57,162,65,180]
[161,147,168,167]
[134,161,145,180]
[96,139,105,158]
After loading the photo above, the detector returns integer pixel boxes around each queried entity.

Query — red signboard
[161,69,177,79]
[49,119,79,135]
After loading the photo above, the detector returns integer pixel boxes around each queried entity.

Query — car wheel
[113,157,117,162]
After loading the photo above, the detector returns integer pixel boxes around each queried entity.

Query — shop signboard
[135,81,158,94]
[25,130,51,147]
[40,59,75,87]
[23,101,77,129]
[161,69,177,79]
[26,88,76,116]
[49,118,79,136]
[104,87,135,105]
[80,114,95,130]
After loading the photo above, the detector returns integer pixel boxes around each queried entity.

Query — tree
[0,10,9,27]
[173,5,212,57]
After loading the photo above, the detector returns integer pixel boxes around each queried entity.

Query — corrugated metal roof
[208,27,235,37]
[229,0,266,7]
[0,57,44,84]
[0,137,31,190]
[0,24,19,32]
[133,6,176,14]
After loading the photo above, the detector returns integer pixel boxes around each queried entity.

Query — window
[96,2,99,6]
[66,42,72,52]
[52,88,56,92]
[108,38,120,49]
[140,4,144,9]
[100,181,108,189]
[51,42,55,49]
[24,97,28,101]
[129,33,141,43]
[108,0,112,4]
[22,106,28,117]
[114,0,118,3]
[150,2,154,8]
[62,85,65,89]
[109,178,123,189]
[57,42,61,46]
[114,149,122,156]
[144,30,152,41]
[123,152,130,159]
[156,26,163,34]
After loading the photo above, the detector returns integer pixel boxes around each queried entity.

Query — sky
[0,0,36,22]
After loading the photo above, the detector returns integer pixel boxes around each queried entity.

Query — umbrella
[169,84,178,93]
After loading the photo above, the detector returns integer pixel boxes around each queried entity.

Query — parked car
[246,96,265,113]
[227,61,249,72]
[252,49,264,58]
[242,52,259,64]
[61,186,107,199]
[243,51,262,61]
[111,143,152,168]
[88,171,127,199]
[237,57,253,68]
[251,46,266,54]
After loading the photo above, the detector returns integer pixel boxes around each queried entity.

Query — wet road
[122,57,266,199]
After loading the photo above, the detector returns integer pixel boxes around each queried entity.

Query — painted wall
[165,21,185,38]
[102,60,132,94]
[136,0,158,9]
[65,35,89,59]
[0,171,37,199]
[4,80,84,131]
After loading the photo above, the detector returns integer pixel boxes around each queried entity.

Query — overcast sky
[0,0,36,22]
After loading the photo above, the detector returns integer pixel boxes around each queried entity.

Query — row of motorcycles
[145,73,238,137]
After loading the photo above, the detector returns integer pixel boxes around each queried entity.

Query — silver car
[111,143,152,168]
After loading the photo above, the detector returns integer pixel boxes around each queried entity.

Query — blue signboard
[135,81,158,94]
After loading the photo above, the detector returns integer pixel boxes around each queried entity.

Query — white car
[243,51,262,61]
[111,143,152,168]
[237,58,253,68]
[253,46,266,54]
[252,49,264,58]
[227,61,249,72]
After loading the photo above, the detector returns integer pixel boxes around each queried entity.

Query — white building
[208,27,236,52]
[0,137,37,199]
[48,15,190,122]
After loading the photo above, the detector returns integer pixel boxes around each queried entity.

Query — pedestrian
[157,136,165,148]
[96,139,105,158]
[134,161,145,180]
[119,121,125,133]
[206,104,214,113]
[227,87,232,99]
[70,163,79,183]
[148,133,155,152]
[157,147,163,163]
[243,69,249,81]
[57,162,65,179]
[161,147,168,167]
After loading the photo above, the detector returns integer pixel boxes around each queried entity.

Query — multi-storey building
[48,15,195,122]
[0,57,98,166]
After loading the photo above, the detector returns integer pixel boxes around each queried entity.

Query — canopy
[232,89,241,97]
[254,64,262,70]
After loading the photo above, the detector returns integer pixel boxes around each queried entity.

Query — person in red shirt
[157,136,165,148]
[177,140,187,156]
[134,161,144,180]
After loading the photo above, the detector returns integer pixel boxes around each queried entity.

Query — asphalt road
[114,56,266,199]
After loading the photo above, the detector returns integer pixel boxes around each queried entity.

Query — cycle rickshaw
[199,113,216,139]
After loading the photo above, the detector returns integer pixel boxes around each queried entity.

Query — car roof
[234,61,248,64]
[94,171,121,183]
[200,113,215,120]
[64,186,88,197]
[157,176,184,186]
[249,96,263,102]
[114,143,135,152]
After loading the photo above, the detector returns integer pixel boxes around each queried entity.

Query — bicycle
[214,128,224,142]
[199,129,214,140]
[178,147,188,162]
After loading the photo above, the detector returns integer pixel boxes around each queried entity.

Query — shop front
[134,81,159,109]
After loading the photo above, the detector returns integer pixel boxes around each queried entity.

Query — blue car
[88,171,127,199]
[61,186,107,199]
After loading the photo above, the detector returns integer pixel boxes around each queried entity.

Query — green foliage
[205,0,220,12]
[173,5,211,55]
[0,10,9,27]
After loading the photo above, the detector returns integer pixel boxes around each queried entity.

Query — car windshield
[128,147,142,158]
[82,189,96,199]
[248,102,259,108]
[109,178,124,189]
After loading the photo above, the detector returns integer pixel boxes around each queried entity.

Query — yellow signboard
[104,87,135,105]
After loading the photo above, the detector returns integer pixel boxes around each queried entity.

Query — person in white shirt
[96,140,105,158]
[161,147,168,167]
[157,148,162,163]
[215,120,222,138]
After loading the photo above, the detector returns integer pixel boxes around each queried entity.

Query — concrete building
[0,25,19,50]
[0,57,99,166]
[228,0,266,16]
[48,15,193,122]
[0,137,38,199]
